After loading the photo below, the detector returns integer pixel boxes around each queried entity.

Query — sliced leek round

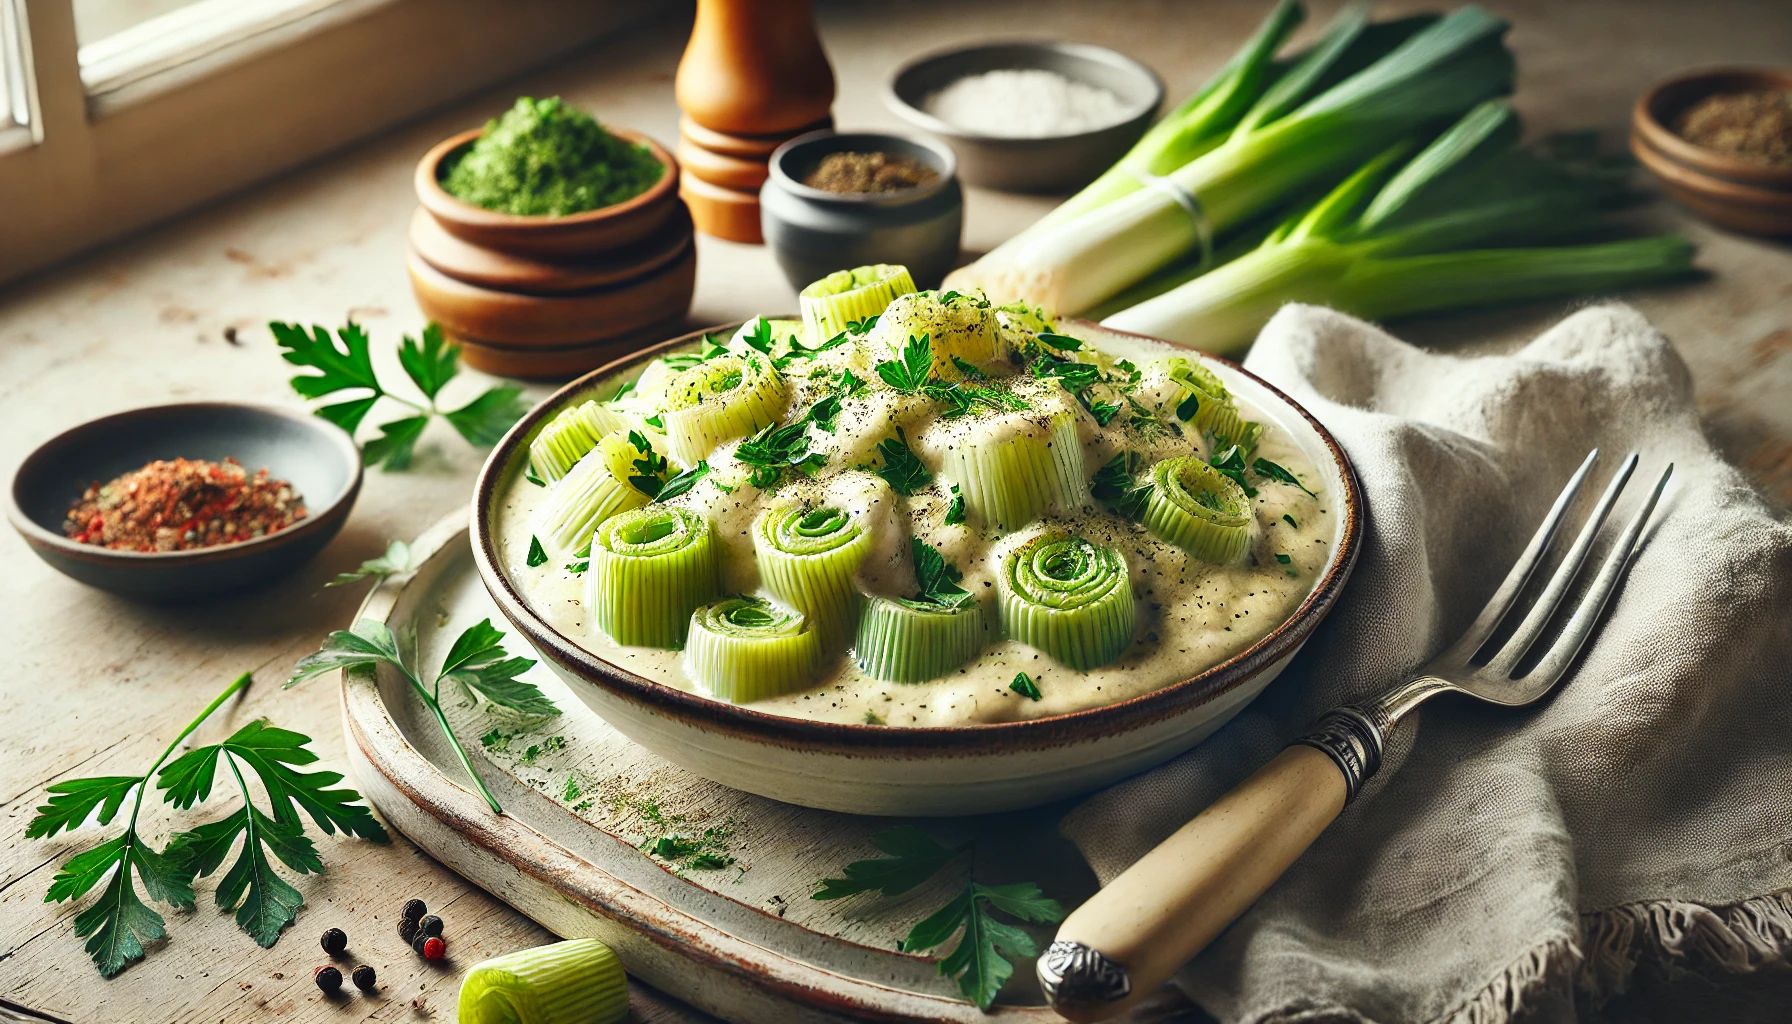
[799,264,917,344]
[685,595,822,703]
[941,409,1088,530]
[1166,357,1244,445]
[854,596,985,683]
[458,939,628,1024]
[870,290,1003,375]
[660,352,786,465]
[998,533,1135,671]
[529,400,631,483]
[589,505,720,648]
[531,430,662,558]
[1142,457,1253,563]
[753,504,871,644]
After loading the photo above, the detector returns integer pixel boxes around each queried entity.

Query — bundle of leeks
[944,1,1695,354]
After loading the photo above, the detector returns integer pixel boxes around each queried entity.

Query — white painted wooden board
[341,511,1117,1023]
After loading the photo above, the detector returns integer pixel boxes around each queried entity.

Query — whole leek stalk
[947,5,1516,315]
[1100,101,1698,353]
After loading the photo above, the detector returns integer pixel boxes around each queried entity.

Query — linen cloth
[1061,303,1792,1023]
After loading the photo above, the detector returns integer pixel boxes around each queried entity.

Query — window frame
[0,0,661,285]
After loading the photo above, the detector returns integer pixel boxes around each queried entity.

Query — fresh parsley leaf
[443,386,527,446]
[58,839,186,977]
[813,825,966,900]
[738,317,775,354]
[1010,672,1041,700]
[837,368,869,397]
[1091,452,1153,520]
[287,619,551,814]
[912,538,972,609]
[360,414,430,470]
[944,485,966,526]
[655,460,710,502]
[1035,332,1082,352]
[1275,553,1292,564]
[397,323,458,401]
[950,355,987,380]
[736,420,825,489]
[1283,513,1299,529]
[845,314,880,335]
[627,430,669,496]
[1253,457,1318,497]
[325,540,412,587]
[527,536,548,567]
[875,334,933,392]
[272,322,381,402]
[874,428,932,495]
[1089,399,1122,426]
[312,396,382,435]
[1210,444,1258,497]
[774,327,849,369]
[1176,392,1201,422]
[808,394,842,434]
[27,777,141,839]
[169,803,312,947]
[524,464,547,487]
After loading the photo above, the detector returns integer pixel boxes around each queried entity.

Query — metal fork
[1038,449,1673,1021]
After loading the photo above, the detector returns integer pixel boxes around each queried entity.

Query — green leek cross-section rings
[855,596,987,684]
[529,400,629,483]
[942,409,1088,531]
[998,533,1135,671]
[1168,357,1244,443]
[754,503,871,645]
[1142,456,1253,563]
[685,595,823,703]
[531,430,654,558]
[588,505,720,648]
[799,264,917,344]
[661,352,786,466]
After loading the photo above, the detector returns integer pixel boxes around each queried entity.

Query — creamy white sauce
[496,320,1330,727]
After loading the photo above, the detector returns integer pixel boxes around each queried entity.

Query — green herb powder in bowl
[442,96,666,216]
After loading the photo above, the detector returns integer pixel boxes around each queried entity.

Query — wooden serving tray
[340,511,1141,1023]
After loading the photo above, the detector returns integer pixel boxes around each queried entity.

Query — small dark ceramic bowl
[885,41,1163,193]
[760,130,963,291]
[7,403,362,601]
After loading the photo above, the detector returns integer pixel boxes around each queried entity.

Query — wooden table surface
[3,2,1789,1022]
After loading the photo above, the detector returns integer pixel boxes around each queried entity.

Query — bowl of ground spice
[7,404,362,600]
[760,131,962,290]
[1632,67,1792,236]
[884,41,1162,193]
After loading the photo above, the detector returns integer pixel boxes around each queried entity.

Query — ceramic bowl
[885,41,1163,194]
[1631,67,1792,236]
[415,126,683,258]
[471,321,1363,816]
[760,131,964,291]
[8,403,361,601]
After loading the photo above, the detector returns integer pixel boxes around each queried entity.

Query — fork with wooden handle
[1038,450,1671,1020]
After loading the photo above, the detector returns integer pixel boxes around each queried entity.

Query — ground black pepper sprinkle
[802,151,939,193]
[1674,90,1792,168]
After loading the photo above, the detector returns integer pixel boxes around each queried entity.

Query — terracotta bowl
[407,240,696,349]
[408,204,693,297]
[8,403,361,601]
[415,126,683,258]
[470,321,1364,816]
[1631,66,1792,236]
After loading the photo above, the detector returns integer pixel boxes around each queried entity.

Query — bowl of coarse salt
[885,41,1163,193]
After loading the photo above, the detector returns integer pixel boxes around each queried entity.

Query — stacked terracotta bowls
[673,0,835,243]
[408,127,696,378]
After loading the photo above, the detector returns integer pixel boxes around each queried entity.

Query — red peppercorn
[422,936,445,960]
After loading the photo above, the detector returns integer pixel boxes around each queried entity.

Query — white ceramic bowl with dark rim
[884,41,1164,194]
[472,321,1362,816]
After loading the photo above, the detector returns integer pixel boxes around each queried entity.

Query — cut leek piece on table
[530,430,664,558]
[686,595,823,703]
[528,400,630,483]
[855,595,986,683]
[1143,457,1254,563]
[998,533,1136,671]
[458,938,628,1024]
[941,409,1088,530]
[754,503,872,644]
[589,505,720,648]
[799,264,918,343]
[661,352,787,465]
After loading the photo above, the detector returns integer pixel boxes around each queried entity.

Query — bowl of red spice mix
[7,403,362,601]
[1632,66,1792,236]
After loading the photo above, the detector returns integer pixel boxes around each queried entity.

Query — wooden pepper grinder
[675,0,835,243]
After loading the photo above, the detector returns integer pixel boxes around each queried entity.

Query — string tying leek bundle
[998,533,1135,670]
[1102,100,1696,351]
[685,596,823,703]
[754,504,872,643]
[949,4,1519,314]
[588,505,720,647]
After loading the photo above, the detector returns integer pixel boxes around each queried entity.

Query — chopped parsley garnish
[626,430,668,496]
[1035,331,1082,352]
[808,394,842,434]
[1275,553,1292,564]
[526,535,548,567]
[1176,392,1201,422]
[1091,452,1153,520]
[874,428,932,495]
[655,460,710,503]
[1253,457,1318,497]
[737,317,775,354]
[524,464,547,487]
[1010,672,1042,700]
[911,538,972,609]
[944,484,966,526]
[950,355,986,380]
[875,333,933,393]
[1209,444,1257,497]
[1089,399,1123,426]
[836,367,870,397]
[737,419,825,488]
[1282,513,1299,529]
